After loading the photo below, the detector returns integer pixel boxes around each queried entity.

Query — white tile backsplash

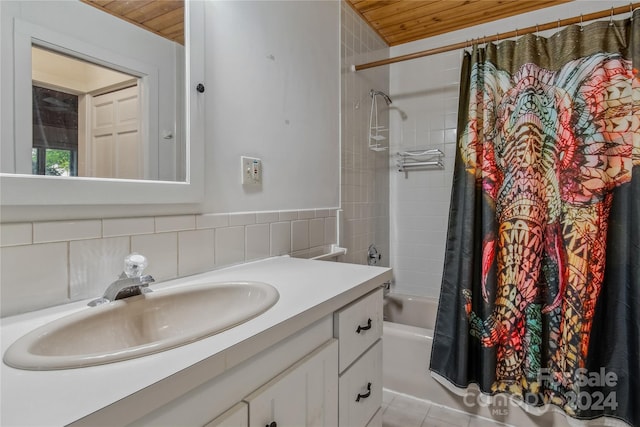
[0,223,32,247]
[155,215,196,232]
[298,209,316,220]
[1,205,336,316]
[34,220,101,243]
[315,209,331,218]
[278,210,298,221]
[0,243,69,317]
[255,212,279,224]
[178,229,215,276]
[69,237,130,300]
[103,217,155,237]
[325,217,337,245]
[215,226,245,266]
[291,220,309,252]
[196,213,229,229]
[309,218,325,248]
[270,222,292,256]
[228,213,256,227]
[245,224,270,261]
[131,232,178,282]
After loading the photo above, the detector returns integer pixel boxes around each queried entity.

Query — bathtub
[382,292,574,427]
[382,293,438,400]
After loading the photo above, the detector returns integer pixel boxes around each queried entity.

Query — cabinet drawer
[338,340,382,427]
[334,288,383,373]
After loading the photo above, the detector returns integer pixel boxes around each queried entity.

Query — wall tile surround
[0,209,337,317]
[387,36,475,298]
[340,2,390,266]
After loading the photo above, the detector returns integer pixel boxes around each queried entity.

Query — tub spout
[381,281,392,296]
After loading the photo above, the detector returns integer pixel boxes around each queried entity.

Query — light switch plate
[241,156,262,185]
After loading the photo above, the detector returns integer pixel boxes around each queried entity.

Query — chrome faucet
[88,253,155,306]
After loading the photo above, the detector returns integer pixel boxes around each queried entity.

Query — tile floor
[382,389,512,427]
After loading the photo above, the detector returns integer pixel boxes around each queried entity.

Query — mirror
[0,0,204,205]
[32,46,143,179]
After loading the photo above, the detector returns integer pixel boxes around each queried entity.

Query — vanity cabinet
[127,290,382,427]
[6,258,393,427]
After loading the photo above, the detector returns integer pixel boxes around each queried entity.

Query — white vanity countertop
[0,256,392,426]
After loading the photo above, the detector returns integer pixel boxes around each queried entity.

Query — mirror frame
[0,0,204,206]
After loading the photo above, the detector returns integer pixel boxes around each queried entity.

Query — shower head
[370,89,392,105]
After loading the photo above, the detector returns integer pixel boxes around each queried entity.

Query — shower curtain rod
[353,3,640,71]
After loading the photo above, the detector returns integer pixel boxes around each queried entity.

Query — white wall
[0,1,343,316]
[388,0,635,298]
[203,1,340,213]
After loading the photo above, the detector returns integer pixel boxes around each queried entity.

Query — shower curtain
[430,11,639,426]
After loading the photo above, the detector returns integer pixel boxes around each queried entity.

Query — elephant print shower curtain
[430,10,640,426]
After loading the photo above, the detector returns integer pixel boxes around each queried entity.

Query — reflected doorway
[31,45,141,179]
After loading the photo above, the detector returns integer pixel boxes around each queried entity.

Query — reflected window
[32,86,78,176]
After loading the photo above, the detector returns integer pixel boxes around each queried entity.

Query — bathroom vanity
[0,256,391,427]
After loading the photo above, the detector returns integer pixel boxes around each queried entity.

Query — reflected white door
[90,85,141,179]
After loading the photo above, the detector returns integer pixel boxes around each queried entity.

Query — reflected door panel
[89,86,141,179]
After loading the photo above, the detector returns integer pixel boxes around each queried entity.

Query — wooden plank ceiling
[346,0,573,46]
[80,0,572,48]
[80,0,184,45]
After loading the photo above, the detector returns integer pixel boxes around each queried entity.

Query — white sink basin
[4,281,279,370]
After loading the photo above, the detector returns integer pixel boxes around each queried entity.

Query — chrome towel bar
[397,149,444,172]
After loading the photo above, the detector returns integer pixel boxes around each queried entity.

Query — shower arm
[369,89,392,105]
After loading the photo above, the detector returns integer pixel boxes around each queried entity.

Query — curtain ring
[610,7,614,26]
[631,3,634,21]
[580,14,584,31]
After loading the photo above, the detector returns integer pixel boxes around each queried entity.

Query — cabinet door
[365,408,382,427]
[245,339,338,427]
[205,402,248,427]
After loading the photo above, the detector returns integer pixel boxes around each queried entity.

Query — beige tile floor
[382,389,513,427]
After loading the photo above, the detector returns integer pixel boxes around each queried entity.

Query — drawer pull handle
[266,422,277,427]
[356,318,372,334]
[356,382,372,402]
